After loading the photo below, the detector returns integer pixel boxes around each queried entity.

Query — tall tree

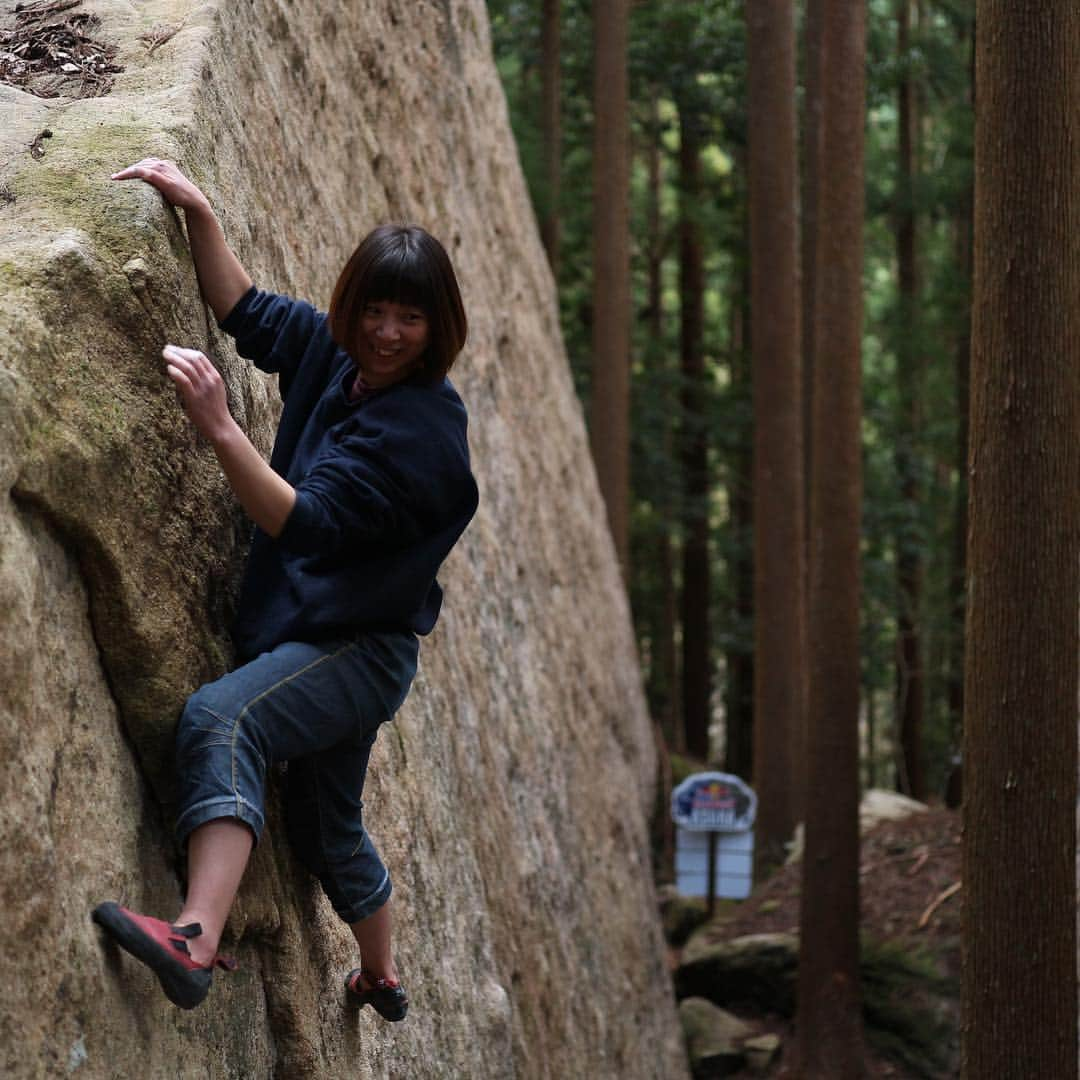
[678,98,711,762]
[961,3,1079,1076]
[723,256,754,780]
[797,0,867,1073]
[893,0,926,800]
[745,0,806,867]
[800,0,824,555]
[540,0,562,276]
[591,0,631,572]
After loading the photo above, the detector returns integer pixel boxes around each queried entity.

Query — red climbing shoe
[345,968,409,1021]
[92,901,237,1010]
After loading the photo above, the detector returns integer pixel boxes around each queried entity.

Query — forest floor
[670,804,962,1078]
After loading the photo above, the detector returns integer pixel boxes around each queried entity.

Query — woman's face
[356,299,431,387]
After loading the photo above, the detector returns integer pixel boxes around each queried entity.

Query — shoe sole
[92,902,211,1010]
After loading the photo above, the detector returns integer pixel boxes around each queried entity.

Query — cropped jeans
[174,631,419,923]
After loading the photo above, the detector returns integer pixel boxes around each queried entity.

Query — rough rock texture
[677,997,756,1078]
[742,1034,781,1074]
[0,2,689,1077]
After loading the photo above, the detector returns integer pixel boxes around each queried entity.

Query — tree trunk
[796,0,867,1074]
[540,0,561,276]
[962,5,1079,1077]
[894,0,926,801]
[678,100,711,763]
[590,0,631,573]
[724,260,754,780]
[801,0,824,564]
[746,0,806,869]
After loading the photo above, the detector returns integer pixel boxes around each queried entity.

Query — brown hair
[328,225,467,383]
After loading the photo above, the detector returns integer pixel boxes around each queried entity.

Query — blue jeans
[174,631,418,923]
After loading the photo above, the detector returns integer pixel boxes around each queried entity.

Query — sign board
[674,829,754,900]
[671,772,757,833]
[672,772,757,903]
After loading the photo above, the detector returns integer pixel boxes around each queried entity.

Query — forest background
[485,0,973,805]
[484,4,1079,1073]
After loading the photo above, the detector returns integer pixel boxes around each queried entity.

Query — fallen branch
[906,845,930,877]
[917,881,961,930]
[0,0,122,98]
[13,0,83,24]
[138,21,185,55]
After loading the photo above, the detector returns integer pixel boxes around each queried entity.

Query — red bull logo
[672,772,757,832]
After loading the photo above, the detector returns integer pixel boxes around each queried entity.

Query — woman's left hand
[162,344,235,445]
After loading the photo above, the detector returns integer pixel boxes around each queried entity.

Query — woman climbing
[92,158,478,1019]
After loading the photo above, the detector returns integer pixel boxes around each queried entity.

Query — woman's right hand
[111,158,210,213]
[110,156,253,322]
[112,155,252,319]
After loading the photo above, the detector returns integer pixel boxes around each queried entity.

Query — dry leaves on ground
[0,0,122,99]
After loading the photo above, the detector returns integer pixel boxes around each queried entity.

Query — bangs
[362,244,436,314]
[329,224,467,383]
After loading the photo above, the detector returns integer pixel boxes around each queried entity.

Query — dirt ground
[673,805,962,1078]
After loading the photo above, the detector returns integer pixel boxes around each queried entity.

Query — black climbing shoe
[345,968,409,1021]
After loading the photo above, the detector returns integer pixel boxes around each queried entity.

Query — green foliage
[487,0,974,795]
[860,0,974,792]
[861,936,960,1077]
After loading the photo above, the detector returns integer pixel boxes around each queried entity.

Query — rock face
[0,2,688,1078]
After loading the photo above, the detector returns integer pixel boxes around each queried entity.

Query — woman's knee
[174,693,272,824]
[175,690,209,760]
[173,685,271,845]
[175,685,232,762]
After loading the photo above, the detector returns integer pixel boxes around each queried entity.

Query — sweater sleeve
[275,391,470,558]
[276,421,422,556]
[219,287,324,395]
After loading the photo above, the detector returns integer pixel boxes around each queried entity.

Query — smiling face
[329,226,467,387]
[355,299,431,388]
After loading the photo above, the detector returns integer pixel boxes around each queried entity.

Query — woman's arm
[162,345,296,537]
[112,158,253,323]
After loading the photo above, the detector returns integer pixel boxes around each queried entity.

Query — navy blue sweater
[220,287,479,660]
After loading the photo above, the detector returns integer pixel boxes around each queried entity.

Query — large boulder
[678,997,757,1078]
[786,788,928,864]
[676,933,799,1016]
[0,1,688,1077]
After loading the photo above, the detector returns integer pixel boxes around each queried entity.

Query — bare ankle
[363,963,399,985]
[174,911,220,965]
